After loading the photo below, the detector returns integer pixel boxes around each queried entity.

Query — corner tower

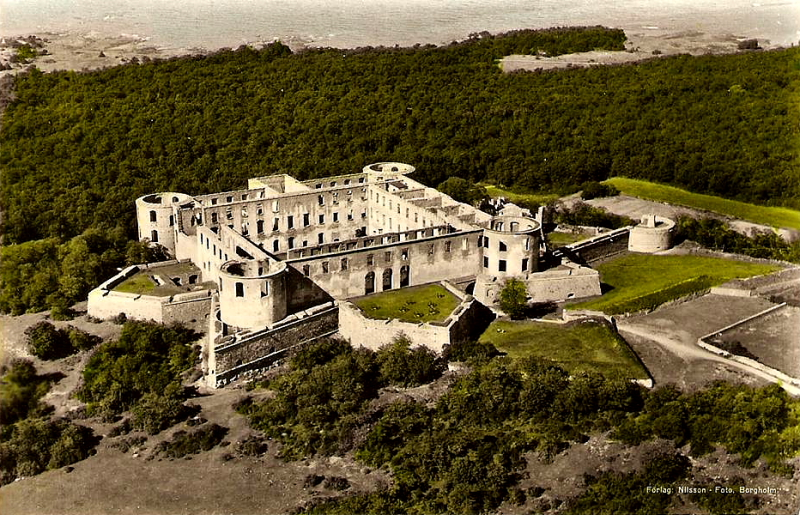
[135,192,192,256]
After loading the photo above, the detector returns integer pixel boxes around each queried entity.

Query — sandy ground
[500,29,777,73]
[0,27,783,78]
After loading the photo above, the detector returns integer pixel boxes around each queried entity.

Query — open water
[1,0,799,50]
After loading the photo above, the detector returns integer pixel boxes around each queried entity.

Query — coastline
[0,26,790,77]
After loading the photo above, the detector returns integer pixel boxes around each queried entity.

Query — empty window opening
[257,220,264,234]
[382,268,393,291]
[149,210,157,222]
[401,248,409,260]
[384,251,392,263]
[211,212,218,224]
[319,214,325,224]
[400,265,410,287]
[499,259,507,272]
[365,271,375,294]
[151,230,159,242]
[445,241,451,253]
[303,213,310,227]
[288,237,295,249]
[189,275,198,285]
[211,198,218,206]
[261,282,270,297]
[322,262,329,274]
[483,256,489,268]
[287,216,294,229]
[499,241,507,252]
[318,233,324,244]
[226,196,233,203]
[273,240,280,252]
[367,254,374,266]
[341,258,348,271]
[302,264,310,276]
[235,282,244,297]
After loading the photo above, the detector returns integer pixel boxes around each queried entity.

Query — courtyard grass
[603,177,800,230]
[483,185,561,207]
[114,274,157,295]
[568,254,780,315]
[352,284,460,324]
[479,320,649,380]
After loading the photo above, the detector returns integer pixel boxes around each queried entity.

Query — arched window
[400,265,410,287]
[151,230,159,242]
[382,268,393,291]
[365,271,375,294]
[149,210,157,222]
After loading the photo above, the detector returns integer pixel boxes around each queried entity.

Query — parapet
[628,215,675,253]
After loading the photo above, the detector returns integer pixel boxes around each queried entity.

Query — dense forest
[1,27,798,245]
[0,26,797,314]
[237,338,800,515]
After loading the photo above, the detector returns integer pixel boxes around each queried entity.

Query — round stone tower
[217,259,288,329]
[628,214,675,253]
[482,215,541,277]
[135,192,192,256]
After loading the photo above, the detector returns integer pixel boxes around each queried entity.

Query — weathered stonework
[88,162,606,387]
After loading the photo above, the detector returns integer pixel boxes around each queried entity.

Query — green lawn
[604,177,800,230]
[483,185,561,207]
[569,254,779,314]
[547,230,594,246]
[352,284,461,324]
[479,320,649,380]
[113,273,186,297]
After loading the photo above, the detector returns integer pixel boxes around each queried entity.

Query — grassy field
[352,284,460,324]
[547,230,594,246]
[114,273,186,297]
[569,254,779,314]
[483,185,561,207]
[479,320,648,380]
[603,177,800,230]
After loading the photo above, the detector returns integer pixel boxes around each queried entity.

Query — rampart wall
[338,282,494,353]
[212,303,339,386]
[559,227,631,264]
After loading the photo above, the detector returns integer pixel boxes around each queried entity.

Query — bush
[156,423,228,458]
[376,336,444,387]
[580,181,619,200]
[25,321,71,360]
[78,321,199,420]
[556,202,633,229]
[499,278,528,319]
[0,417,97,485]
[0,360,52,425]
[131,382,194,435]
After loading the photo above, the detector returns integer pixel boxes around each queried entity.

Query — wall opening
[149,210,157,222]
[365,271,375,295]
[382,268,393,291]
[400,265,410,287]
[235,282,244,297]
[151,230,159,243]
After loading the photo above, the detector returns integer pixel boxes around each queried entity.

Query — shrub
[499,278,528,319]
[376,336,444,387]
[556,202,633,229]
[131,382,194,435]
[323,476,351,491]
[580,181,619,200]
[25,321,71,360]
[156,423,228,458]
[0,360,53,425]
[442,339,500,362]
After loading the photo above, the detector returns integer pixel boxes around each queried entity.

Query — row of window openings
[478,236,531,252]
[206,184,366,208]
[483,257,530,272]
[209,211,364,229]
[223,280,270,298]
[149,211,175,226]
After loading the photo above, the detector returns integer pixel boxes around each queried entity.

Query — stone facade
[89,162,606,387]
